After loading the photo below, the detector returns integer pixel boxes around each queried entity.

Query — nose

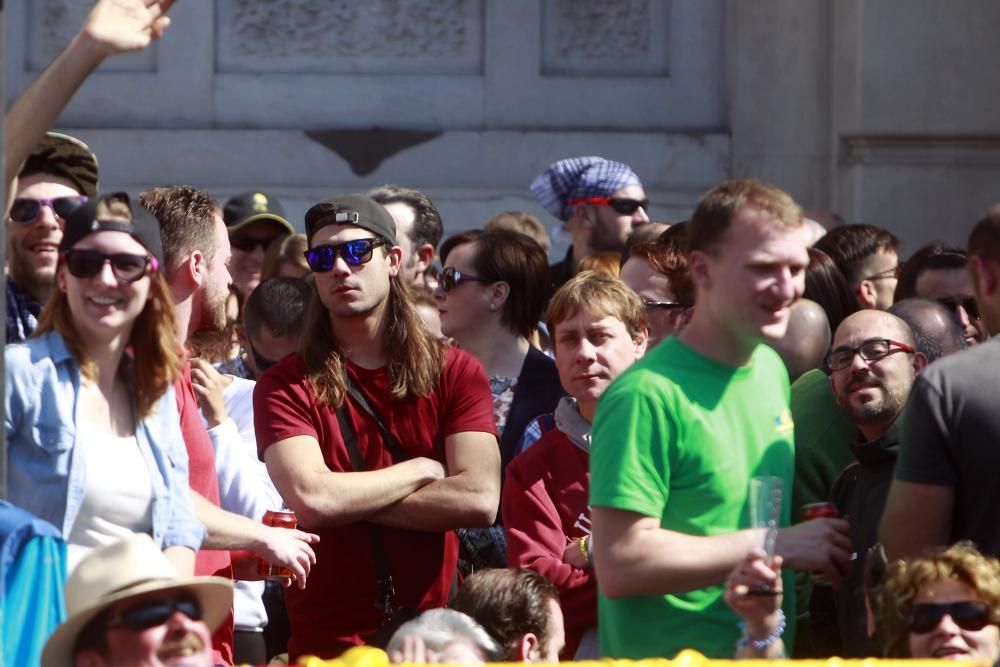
[955,303,973,328]
[36,202,62,230]
[847,349,872,374]
[576,339,598,364]
[93,259,118,286]
[932,613,963,637]
[632,206,650,225]
[329,252,353,277]
[774,266,803,302]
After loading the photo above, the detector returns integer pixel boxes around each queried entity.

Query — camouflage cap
[23,132,99,198]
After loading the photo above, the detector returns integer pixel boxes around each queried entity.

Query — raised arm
[5,0,175,193]
[262,434,447,528]
[367,430,500,531]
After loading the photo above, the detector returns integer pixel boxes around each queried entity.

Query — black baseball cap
[59,192,165,267]
[223,191,294,235]
[304,194,397,247]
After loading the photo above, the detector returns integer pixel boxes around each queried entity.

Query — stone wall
[6,0,999,256]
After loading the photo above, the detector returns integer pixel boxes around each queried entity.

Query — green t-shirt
[590,337,796,659]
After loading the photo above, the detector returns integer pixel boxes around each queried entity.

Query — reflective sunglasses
[824,338,915,372]
[105,594,203,632]
[568,196,650,215]
[304,238,386,272]
[230,235,278,253]
[642,298,686,309]
[439,266,488,293]
[8,196,88,223]
[936,296,981,321]
[62,249,157,283]
[908,600,993,634]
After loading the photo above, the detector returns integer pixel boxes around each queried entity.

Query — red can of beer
[801,502,839,522]
[257,509,297,581]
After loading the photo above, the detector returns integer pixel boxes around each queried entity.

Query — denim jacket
[5,331,205,551]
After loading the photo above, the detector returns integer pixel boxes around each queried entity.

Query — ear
[912,350,928,374]
[414,243,436,275]
[56,264,68,294]
[855,280,878,309]
[188,250,207,289]
[678,306,694,330]
[633,327,649,357]
[73,649,105,667]
[516,633,540,663]
[970,255,999,297]
[386,245,404,277]
[687,250,712,290]
[490,280,511,307]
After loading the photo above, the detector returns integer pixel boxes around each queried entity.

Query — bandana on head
[530,156,642,221]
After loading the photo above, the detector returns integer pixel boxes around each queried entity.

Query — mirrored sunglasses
[304,238,386,272]
[62,249,156,283]
[9,196,88,223]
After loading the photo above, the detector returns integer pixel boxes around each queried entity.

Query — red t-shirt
[254,347,496,660]
[176,362,234,666]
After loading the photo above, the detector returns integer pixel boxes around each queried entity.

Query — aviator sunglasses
[908,600,994,635]
[304,238,387,272]
[568,196,650,215]
[104,594,203,632]
[8,196,88,223]
[61,249,157,283]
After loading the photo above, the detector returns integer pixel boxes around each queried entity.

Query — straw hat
[41,534,232,667]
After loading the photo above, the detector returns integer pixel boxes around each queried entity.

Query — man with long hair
[255,194,500,660]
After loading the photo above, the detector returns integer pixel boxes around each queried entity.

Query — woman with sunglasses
[6,193,203,575]
[877,542,1000,660]
[435,229,564,571]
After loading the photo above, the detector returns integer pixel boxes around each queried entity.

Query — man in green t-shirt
[591,179,852,659]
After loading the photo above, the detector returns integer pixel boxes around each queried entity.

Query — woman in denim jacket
[5,193,204,574]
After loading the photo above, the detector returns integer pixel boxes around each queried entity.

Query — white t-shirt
[66,428,153,572]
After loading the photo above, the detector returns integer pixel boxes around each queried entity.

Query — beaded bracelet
[578,536,590,563]
[737,609,786,650]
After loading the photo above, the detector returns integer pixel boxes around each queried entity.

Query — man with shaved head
[814,310,927,656]
[888,298,966,363]
[768,299,831,382]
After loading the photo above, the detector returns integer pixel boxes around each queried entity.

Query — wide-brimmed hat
[41,534,232,667]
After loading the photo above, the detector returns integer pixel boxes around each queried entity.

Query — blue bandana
[530,156,642,221]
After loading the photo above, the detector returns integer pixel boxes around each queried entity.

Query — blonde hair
[877,542,1000,657]
[546,270,647,341]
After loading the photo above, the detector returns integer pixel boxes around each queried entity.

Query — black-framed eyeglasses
[908,600,994,635]
[824,338,915,372]
[439,266,489,293]
[104,594,203,632]
[568,196,650,216]
[8,196,89,223]
[231,235,278,253]
[62,249,157,283]
[936,295,981,321]
[863,266,900,282]
[304,238,387,272]
[642,298,686,310]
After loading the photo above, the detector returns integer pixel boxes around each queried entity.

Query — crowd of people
[6,1,1000,666]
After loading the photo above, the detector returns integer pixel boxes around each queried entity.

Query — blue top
[5,331,205,551]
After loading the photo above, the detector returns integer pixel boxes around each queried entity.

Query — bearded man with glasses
[255,194,499,660]
[6,133,98,343]
[809,310,927,657]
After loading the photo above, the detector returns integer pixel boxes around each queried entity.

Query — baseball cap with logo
[22,132,99,198]
[223,191,294,234]
[304,193,397,247]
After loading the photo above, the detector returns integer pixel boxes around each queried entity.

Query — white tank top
[66,427,154,573]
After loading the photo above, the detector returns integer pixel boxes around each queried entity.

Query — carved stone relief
[216,0,483,74]
[541,0,670,76]
[28,0,156,72]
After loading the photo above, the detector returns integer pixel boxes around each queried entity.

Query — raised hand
[80,0,177,56]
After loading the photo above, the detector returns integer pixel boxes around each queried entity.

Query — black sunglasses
[304,238,386,272]
[105,594,203,632]
[439,266,489,293]
[908,600,993,635]
[9,196,88,223]
[62,249,157,283]
[936,296,981,321]
[230,235,278,253]
[568,196,650,215]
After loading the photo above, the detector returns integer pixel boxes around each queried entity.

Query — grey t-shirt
[895,336,1000,554]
